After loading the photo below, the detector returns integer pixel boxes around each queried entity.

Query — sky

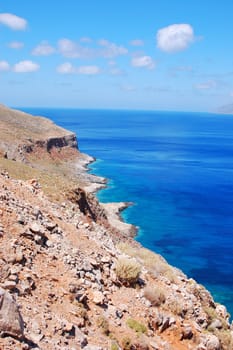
[0,0,233,111]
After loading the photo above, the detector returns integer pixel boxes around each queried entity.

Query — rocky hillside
[0,105,232,350]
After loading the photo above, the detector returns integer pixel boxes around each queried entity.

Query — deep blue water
[21,108,233,317]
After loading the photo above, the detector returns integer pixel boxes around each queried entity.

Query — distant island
[217,103,233,114]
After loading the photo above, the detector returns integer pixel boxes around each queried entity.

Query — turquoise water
[22,108,233,317]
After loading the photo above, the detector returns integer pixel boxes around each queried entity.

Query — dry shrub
[144,285,166,306]
[117,243,177,282]
[214,330,233,350]
[117,242,137,256]
[115,257,141,286]
[168,299,185,317]
[96,316,110,335]
[121,336,132,350]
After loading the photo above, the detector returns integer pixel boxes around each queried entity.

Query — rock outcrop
[0,104,77,162]
[0,105,232,350]
[0,287,24,338]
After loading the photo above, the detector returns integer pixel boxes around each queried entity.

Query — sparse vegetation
[121,336,132,350]
[110,342,119,350]
[96,316,110,335]
[204,306,218,324]
[0,155,82,202]
[115,257,141,286]
[214,329,233,350]
[144,285,166,306]
[126,318,147,334]
[168,299,185,317]
[117,243,177,282]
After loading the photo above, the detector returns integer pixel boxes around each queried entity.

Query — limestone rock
[215,304,228,319]
[92,291,105,305]
[198,334,221,350]
[74,326,88,348]
[181,325,193,340]
[30,222,44,235]
[0,287,24,338]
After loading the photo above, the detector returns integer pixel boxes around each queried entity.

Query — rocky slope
[0,105,232,350]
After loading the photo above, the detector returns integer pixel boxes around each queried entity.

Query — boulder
[199,334,221,350]
[30,222,45,236]
[92,291,105,305]
[0,287,24,338]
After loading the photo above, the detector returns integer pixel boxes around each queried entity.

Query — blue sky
[0,0,233,111]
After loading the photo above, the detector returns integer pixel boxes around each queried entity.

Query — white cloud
[32,41,55,56]
[57,62,101,75]
[13,60,40,73]
[157,24,194,52]
[77,65,101,75]
[130,39,144,46]
[0,13,27,30]
[58,38,128,59]
[58,38,94,58]
[98,39,128,58]
[57,62,75,74]
[195,80,217,90]
[131,55,155,69]
[8,41,24,49]
[0,61,10,71]
[230,91,233,97]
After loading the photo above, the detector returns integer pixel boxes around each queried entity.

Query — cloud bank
[58,38,128,59]
[57,62,101,75]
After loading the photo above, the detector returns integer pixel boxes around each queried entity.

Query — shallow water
[22,108,233,317]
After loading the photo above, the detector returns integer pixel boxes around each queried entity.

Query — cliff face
[0,105,232,350]
[0,104,78,162]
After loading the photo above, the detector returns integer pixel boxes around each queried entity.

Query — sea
[21,108,233,318]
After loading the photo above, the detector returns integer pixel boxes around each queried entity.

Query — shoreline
[79,153,138,237]
[78,150,233,322]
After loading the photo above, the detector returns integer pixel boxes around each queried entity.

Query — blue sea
[21,108,233,318]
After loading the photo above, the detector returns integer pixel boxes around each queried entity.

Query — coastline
[1,105,233,349]
[80,154,138,237]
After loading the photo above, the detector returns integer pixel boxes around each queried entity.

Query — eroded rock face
[0,287,24,338]
[0,104,78,162]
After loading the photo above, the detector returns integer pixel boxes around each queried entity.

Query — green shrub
[110,342,119,350]
[126,318,147,334]
[115,257,141,286]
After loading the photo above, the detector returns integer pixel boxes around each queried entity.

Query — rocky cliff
[0,104,78,162]
[0,105,232,350]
